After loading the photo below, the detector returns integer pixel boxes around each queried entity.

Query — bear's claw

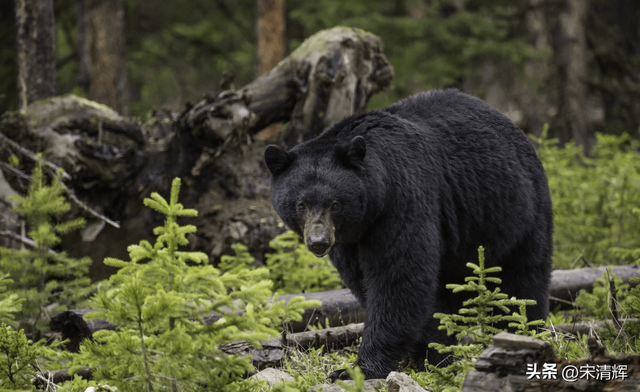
[328,368,351,382]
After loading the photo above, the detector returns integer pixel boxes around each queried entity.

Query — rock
[310,378,385,392]
[310,384,347,392]
[461,332,640,391]
[386,372,426,392]
[249,368,294,386]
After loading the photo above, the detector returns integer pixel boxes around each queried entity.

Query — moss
[23,94,122,131]
[290,26,380,61]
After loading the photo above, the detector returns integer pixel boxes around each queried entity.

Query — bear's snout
[304,217,335,257]
[307,234,332,257]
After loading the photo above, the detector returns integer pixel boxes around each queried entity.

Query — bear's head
[265,136,368,257]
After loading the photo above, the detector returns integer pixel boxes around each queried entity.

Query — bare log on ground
[549,264,640,308]
[283,322,364,351]
[220,323,365,370]
[51,265,639,353]
[51,288,365,352]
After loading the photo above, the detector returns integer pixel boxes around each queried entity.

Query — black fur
[265,89,554,379]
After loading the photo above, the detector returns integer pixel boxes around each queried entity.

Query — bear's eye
[330,202,340,211]
[296,202,306,212]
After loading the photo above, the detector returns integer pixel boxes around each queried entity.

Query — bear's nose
[308,238,330,256]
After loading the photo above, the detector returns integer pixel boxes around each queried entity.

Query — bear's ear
[337,136,366,170]
[264,145,292,175]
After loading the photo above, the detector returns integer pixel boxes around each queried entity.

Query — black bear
[264,89,553,379]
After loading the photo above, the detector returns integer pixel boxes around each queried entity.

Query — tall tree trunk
[14,0,56,110]
[254,0,285,139]
[256,0,285,76]
[557,0,589,147]
[518,0,552,136]
[0,0,18,114]
[77,0,129,115]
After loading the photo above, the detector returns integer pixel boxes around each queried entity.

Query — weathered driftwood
[50,265,640,354]
[181,26,393,149]
[461,332,640,391]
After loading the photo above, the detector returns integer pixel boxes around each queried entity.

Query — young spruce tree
[220,231,342,294]
[0,158,91,338]
[424,246,545,392]
[66,178,319,392]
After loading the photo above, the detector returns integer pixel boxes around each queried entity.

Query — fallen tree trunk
[182,26,393,150]
[50,265,640,352]
[0,27,393,281]
[548,265,639,306]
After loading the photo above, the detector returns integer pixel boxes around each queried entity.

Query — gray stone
[310,384,347,392]
[249,368,294,386]
[310,378,385,392]
[385,372,426,392]
[492,331,549,350]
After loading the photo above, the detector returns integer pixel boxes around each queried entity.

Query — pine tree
[426,246,540,392]
[0,274,22,324]
[0,158,92,338]
[220,231,343,294]
[264,231,342,294]
[66,178,320,392]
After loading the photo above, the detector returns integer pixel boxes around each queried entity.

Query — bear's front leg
[355,249,439,379]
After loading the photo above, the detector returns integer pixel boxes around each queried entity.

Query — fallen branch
[0,144,120,229]
[549,265,640,307]
[35,366,92,386]
[0,131,71,181]
[283,322,364,350]
[0,161,30,180]
[0,229,56,254]
[60,182,120,229]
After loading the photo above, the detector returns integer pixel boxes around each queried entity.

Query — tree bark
[557,0,589,147]
[255,0,286,140]
[14,0,56,110]
[518,0,552,137]
[256,0,285,77]
[77,0,129,115]
[182,26,393,149]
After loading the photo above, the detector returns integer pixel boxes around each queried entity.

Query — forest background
[1,0,639,148]
[1,1,640,390]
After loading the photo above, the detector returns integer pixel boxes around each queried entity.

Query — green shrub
[264,231,342,294]
[221,231,343,295]
[531,127,640,268]
[0,274,22,325]
[0,158,92,338]
[64,178,320,392]
[0,323,59,391]
[572,269,640,354]
[421,247,543,392]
